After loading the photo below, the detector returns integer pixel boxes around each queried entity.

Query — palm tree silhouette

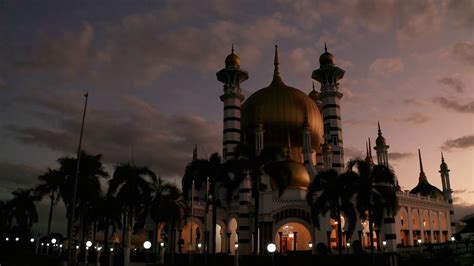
[347,159,399,259]
[108,163,157,266]
[35,168,64,236]
[9,189,39,237]
[306,169,358,255]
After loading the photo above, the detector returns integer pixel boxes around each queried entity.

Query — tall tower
[217,45,249,161]
[312,44,345,173]
[374,122,390,167]
[439,153,455,233]
[302,113,317,177]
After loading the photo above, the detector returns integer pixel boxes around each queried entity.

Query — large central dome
[241,46,323,164]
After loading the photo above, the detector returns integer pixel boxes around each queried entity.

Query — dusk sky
[0,0,473,233]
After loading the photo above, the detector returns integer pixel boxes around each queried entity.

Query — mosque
[173,45,455,255]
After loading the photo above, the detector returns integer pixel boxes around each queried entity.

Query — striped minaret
[217,45,249,161]
[439,153,455,235]
[311,43,345,173]
[238,170,252,255]
[302,113,316,177]
[374,122,390,167]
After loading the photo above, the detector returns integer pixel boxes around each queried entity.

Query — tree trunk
[104,219,110,251]
[253,174,260,255]
[124,207,133,266]
[336,206,343,255]
[368,204,375,264]
[47,193,54,236]
[211,183,217,266]
[93,220,97,243]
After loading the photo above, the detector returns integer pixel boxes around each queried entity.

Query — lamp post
[160,242,165,265]
[234,242,239,266]
[382,241,387,252]
[267,243,276,266]
[67,92,89,266]
[346,242,351,253]
[417,239,422,252]
[85,240,93,265]
[96,246,102,266]
[143,241,151,263]
[109,248,114,266]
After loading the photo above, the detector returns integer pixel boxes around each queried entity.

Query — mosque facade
[174,45,454,255]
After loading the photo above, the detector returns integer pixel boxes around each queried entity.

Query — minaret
[217,45,249,161]
[322,141,332,170]
[311,43,345,173]
[364,139,374,165]
[374,122,390,167]
[439,153,455,235]
[303,113,317,177]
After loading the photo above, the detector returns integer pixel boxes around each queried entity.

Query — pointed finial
[324,42,327,53]
[441,151,445,163]
[368,138,372,157]
[418,149,424,173]
[193,144,198,161]
[231,43,234,54]
[274,45,280,77]
[377,121,382,135]
[366,141,369,157]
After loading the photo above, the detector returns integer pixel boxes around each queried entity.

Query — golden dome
[265,160,310,190]
[241,46,324,162]
[225,45,240,68]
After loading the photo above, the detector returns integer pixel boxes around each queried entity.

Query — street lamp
[5,237,9,241]
[143,241,151,250]
[308,241,312,249]
[267,243,276,266]
[86,241,93,248]
[15,237,19,242]
[417,239,422,245]
[450,236,455,242]
[234,241,239,266]
[30,238,35,243]
[85,241,92,265]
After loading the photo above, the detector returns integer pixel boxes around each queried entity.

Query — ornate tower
[302,113,317,177]
[374,122,390,167]
[217,45,249,161]
[311,44,345,173]
[439,153,455,233]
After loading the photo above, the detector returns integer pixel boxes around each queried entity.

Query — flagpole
[67,92,89,266]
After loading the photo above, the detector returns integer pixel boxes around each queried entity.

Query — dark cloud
[453,204,474,221]
[452,41,474,66]
[442,135,474,151]
[0,161,42,200]
[344,146,364,160]
[438,76,464,93]
[388,152,415,161]
[5,93,222,178]
[433,97,474,113]
[447,0,474,28]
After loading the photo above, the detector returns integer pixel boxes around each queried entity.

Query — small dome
[410,181,444,200]
[376,135,386,146]
[319,52,335,66]
[225,53,240,68]
[265,160,310,190]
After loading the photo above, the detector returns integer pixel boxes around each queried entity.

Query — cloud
[438,76,464,93]
[5,93,222,178]
[389,152,415,161]
[441,135,474,151]
[453,203,474,221]
[452,41,474,66]
[447,0,474,28]
[344,146,364,160]
[369,57,404,77]
[396,0,442,42]
[0,161,42,200]
[395,112,430,124]
[433,97,474,113]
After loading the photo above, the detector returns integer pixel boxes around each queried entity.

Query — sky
[0,0,473,234]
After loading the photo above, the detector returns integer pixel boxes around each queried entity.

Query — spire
[418,149,428,182]
[231,43,234,54]
[273,45,280,78]
[324,42,328,53]
[378,121,382,136]
[368,137,372,157]
[441,151,445,163]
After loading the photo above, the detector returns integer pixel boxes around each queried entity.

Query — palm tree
[306,169,358,255]
[149,177,185,260]
[35,168,65,236]
[93,196,122,251]
[108,163,157,266]
[9,189,39,236]
[346,159,399,258]
[58,151,108,245]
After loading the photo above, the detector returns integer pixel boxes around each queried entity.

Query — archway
[274,221,312,254]
[216,224,223,253]
[399,208,409,246]
[181,219,203,253]
[227,217,238,255]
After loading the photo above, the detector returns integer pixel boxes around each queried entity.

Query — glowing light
[288,233,294,238]
[417,239,422,244]
[197,242,202,249]
[234,242,239,249]
[308,241,313,248]
[346,242,351,248]
[59,244,63,248]
[86,241,92,247]
[76,245,79,249]
[97,246,102,251]
[450,236,455,241]
[267,243,276,253]
[5,237,9,241]
[110,248,114,252]
[382,241,387,246]
[47,243,50,246]
[15,237,19,242]
[160,242,164,247]
[30,238,35,243]
[51,238,57,244]
[143,241,152,250]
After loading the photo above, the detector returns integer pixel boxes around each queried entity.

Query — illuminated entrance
[275,222,312,254]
